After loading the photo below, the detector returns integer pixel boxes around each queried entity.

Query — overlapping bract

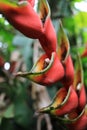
[0,0,74,86]
[16,52,64,85]
[0,0,87,130]
[15,20,74,86]
[38,54,87,130]
[38,86,78,116]
[0,0,57,57]
[67,105,87,130]
[57,21,74,88]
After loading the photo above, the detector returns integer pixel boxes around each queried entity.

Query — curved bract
[57,21,70,62]
[0,0,43,38]
[61,55,74,88]
[0,0,57,57]
[73,54,83,88]
[73,54,86,110]
[38,0,57,57]
[57,21,74,88]
[39,17,57,57]
[67,105,87,130]
[38,86,78,116]
[16,52,64,86]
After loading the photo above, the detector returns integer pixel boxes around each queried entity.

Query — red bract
[0,1,43,38]
[54,86,78,116]
[61,55,74,89]
[57,21,74,88]
[36,0,57,57]
[73,54,86,110]
[77,85,87,111]
[16,52,64,86]
[0,0,57,57]
[67,105,87,130]
[38,86,78,116]
[39,17,57,57]
[68,115,87,130]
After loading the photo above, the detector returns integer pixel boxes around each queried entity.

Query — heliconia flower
[16,52,64,86]
[66,105,87,130]
[57,21,74,88]
[73,54,86,111]
[38,86,78,116]
[0,0,57,57]
[54,55,87,130]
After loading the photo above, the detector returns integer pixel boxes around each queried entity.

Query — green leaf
[14,101,33,127]
[3,104,14,118]
[0,104,14,119]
